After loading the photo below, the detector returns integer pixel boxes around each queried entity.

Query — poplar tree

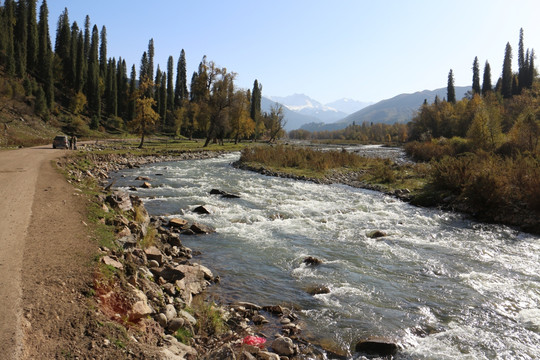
[250,79,262,121]
[501,42,513,98]
[166,56,174,111]
[482,61,492,95]
[447,70,456,104]
[174,49,188,106]
[472,56,481,95]
[26,0,38,75]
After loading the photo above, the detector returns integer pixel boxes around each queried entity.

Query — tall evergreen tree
[517,28,526,93]
[14,0,27,76]
[55,8,71,70]
[37,0,53,107]
[117,58,128,118]
[139,51,148,81]
[159,73,167,121]
[250,79,262,121]
[127,65,137,121]
[447,70,456,104]
[83,15,90,58]
[2,0,16,75]
[174,49,188,106]
[99,25,107,78]
[472,56,481,95]
[528,49,535,88]
[74,30,85,92]
[147,39,154,85]
[68,21,79,88]
[87,25,100,118]
[501,42,513,98]
[26,0,38,75]
[482,61,492,95]
[166,55,174,111]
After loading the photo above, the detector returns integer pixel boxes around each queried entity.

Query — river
[110,151,540,359]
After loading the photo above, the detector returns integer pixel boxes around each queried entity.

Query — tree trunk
[138,133,145,148]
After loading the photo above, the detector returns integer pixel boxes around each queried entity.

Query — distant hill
[326,98,373,115]
[300,86,471,132]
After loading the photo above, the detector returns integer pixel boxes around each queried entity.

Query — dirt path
[0,146,92,359]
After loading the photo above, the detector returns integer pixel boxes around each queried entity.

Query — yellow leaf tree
[131,78,160,148]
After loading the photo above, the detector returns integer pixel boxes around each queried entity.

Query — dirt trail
[0,146,91,359]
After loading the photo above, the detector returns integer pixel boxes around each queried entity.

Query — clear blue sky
[44,0,540,104]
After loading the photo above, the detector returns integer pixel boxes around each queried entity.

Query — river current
[111,151,540,359]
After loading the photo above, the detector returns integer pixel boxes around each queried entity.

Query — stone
[235,302,262,311]
[167,317,185,332]
[258,351,280,360]
[190,222,215,234]
[303,256,323,266]
[117,226,131,238]
[160,336,197,359]
[355,338,398,356]
[263,305,285,315]
[252,314,269,325]
[179,310,197,325]
[144,246,164,265]
[166,233,182,247]
[106,191,133,212]
[206,344,236,360]
[169,218,189,229]
[141,181,152,188]
[193,205,211,214]
[242,351,257,360]
[210,189,225,195]
[130,292,153,321]
[101,256,123,270]
[135,176,150,181]
[306,285,330,295]
[366,230,387,238]
[147,260,160,268]
[272,337,295,356]
[157,313,168,327]
[117,235,137,249]
[163,304,177,321]
[151,265,186,283]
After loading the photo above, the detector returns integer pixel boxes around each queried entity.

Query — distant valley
[265,87,471,132]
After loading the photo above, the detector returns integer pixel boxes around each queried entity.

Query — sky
[43,0,540,104]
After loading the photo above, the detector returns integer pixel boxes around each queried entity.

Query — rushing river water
[111,152,540,359]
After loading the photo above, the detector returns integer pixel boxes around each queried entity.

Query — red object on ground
[242,335,267,348]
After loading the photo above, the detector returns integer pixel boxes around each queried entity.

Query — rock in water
[193,205,211,214]
[303,256,323,266]
[355,338,398,356]
[366,230,387,238]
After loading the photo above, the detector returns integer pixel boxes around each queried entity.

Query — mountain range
[263,87,471,132]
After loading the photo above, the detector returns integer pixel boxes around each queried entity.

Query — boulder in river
[209,189,240,199]
[169,218,189,229]
[190,222,215,234]
[303,256,323,266]
[306,285,330,295]
[193,205,211,214]
[366,230,387,238]
[355,337,398,356]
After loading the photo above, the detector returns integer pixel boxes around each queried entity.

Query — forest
[0,0,287,147]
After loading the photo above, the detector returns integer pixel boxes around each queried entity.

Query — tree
[472,57,481,95]
[99,25,107,78]
[501,42,513,98]
[147,38,154,84]
[447,69,456,104]
[250,79,262,122]
[482,61,492,95]
[174,49,188,106]
[14,0,27,76]
[518,28,527,94]
[87,25,100,118]
[1,0,16,75]
[265,104,286,142]
[229,90,254,143]
[26,0,38,75]
[527,50,535,89]
[166,55,174,112]
[37,0,53,108]
[74,30,85,92]
[131,78,160,148]
[127,65,136,121]
[54,7,71,82]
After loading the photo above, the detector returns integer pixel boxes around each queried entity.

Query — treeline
[0,1,284,146]
[289,122,408,143]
